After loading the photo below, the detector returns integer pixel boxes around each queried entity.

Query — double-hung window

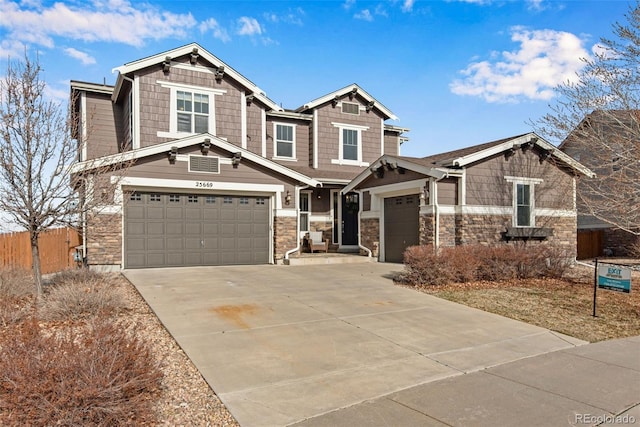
[331,122,370,166]
[177,91,209,133]
[506,176,541,227]
[516,184,532,227]
[343,129,358,161]
[274,123,295,159]
[157,81,225,139]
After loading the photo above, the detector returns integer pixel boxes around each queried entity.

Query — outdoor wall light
[168,146,178,163]
[285,190,291,205]
[201,138,211,155]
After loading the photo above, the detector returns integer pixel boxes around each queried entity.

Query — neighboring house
[343,133,594,262]
[69,43,408,270]
[560,110,640,258]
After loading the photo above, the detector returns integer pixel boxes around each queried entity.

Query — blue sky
[0,0,633,157]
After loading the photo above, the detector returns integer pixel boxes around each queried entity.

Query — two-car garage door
[124,192,269,268]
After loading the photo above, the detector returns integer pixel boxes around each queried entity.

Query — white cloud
[199,18,231,43]
[343,0,356,11]
[0,0,197,49]
[263,8,305,26]
[63,47,95,65]
[450,27,591,103]
[354,9,373,21]
[402,0,415,12]
[237,16,262,36]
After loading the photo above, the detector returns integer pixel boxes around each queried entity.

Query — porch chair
[308,231,329,253]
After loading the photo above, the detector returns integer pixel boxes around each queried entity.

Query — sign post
[593,259,632,317]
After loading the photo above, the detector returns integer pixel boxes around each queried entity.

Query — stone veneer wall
[603,228,640,257]
[419,213,435,246]
[361,218,380,258]
[274,216,297,262]
[421,212,578,259]
[86,211,122,269]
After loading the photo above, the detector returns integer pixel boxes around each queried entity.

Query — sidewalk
[292,335,640,427]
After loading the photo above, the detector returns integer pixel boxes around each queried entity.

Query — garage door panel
[185,223,202,235]
[126,238,145,251]
[146,207,165,219]
[384,195,419,263]
[147,238,164,251]
[185,237,202,249]
[166,223,184,235]
[147,222,165,235]
[124,192,270,268]
[166,238,184,250]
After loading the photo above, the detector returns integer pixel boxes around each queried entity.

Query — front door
[341,193,359,246]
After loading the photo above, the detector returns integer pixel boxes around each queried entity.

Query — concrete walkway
[125,263,607,427]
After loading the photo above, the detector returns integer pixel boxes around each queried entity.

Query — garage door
[124,192,270,268]
[384,194,420,263]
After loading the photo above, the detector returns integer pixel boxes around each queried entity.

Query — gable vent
[341,102,360,115]
[189,155,220,173]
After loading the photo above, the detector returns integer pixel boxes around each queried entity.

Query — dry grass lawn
[405,263,640,343]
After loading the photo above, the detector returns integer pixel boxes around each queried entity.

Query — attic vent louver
[189,155,220,174]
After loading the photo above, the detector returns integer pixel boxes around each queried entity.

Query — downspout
[284,185,309,262]
[357,190,372,258]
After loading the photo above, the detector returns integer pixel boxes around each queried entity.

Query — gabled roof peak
[295,83,398,120]
[111,42,282,112]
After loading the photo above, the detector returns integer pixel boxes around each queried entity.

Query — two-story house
[70,43,408,270]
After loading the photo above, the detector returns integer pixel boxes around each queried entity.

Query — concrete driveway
[124,263,585,427]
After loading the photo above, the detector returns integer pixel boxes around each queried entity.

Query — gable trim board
[112,42,282,113]
[70,133,321,188]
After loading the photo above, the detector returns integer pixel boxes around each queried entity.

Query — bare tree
[0,53,127,297]
[533,4,640,234]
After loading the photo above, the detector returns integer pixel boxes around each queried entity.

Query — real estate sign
[597,265,632,293]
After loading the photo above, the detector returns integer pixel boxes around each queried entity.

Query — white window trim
[330,122,370,167]
[157,80,226,139]
[505,176,542,228]
[272,122,296,160]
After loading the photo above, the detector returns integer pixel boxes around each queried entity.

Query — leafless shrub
[402,243,572,286]
[0,267,34,297]
[0,317,162,426]
[0,268,35,327]
[40,270,127,321]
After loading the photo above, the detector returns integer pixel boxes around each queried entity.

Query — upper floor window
[157,81,226,139]
[177,91,209,133]
[343,129,358,161]
[331,122,370,167]
[274,123,296,159]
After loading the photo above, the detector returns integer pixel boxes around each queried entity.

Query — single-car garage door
[124,192,269,268]
[384,194,420,263]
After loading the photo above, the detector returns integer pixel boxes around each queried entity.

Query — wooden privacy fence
[0,227,82,274]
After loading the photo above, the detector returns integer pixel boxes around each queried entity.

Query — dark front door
[342,193,359,246]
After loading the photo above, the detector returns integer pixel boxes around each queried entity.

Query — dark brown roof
[400,134,528,168]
